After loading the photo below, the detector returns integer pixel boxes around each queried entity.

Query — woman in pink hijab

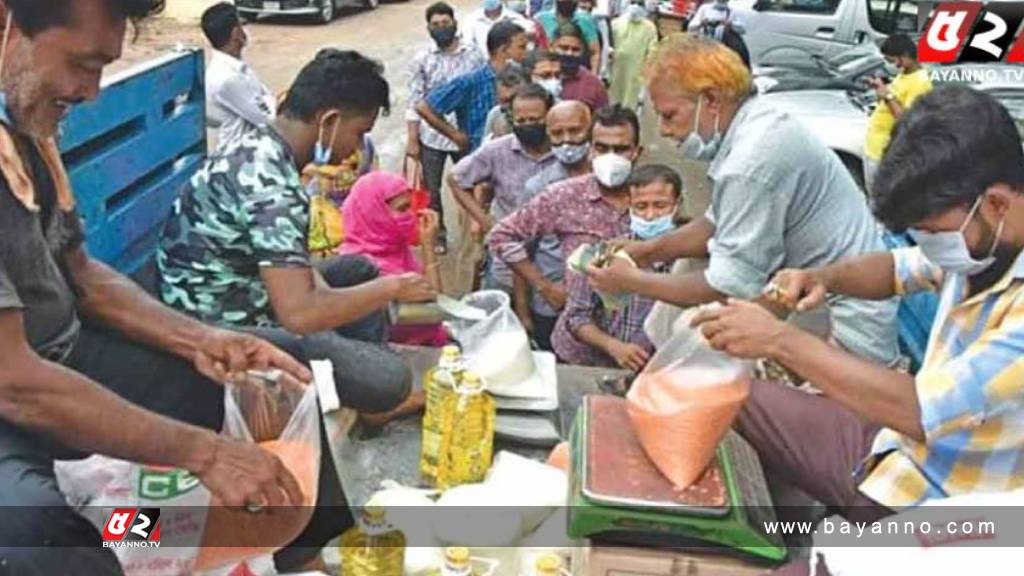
[341,171,448,346]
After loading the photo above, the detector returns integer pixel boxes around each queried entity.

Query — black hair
[873,85,1024,231]
[497,66,530,88]
[425,2,455,22]
[525,50,561,74]
[4,0,164,36]
[593,104,640,145]
[717,28,751,71]
[201,2,239,50]
[554,21,589,59]
[881,33,917,60]
[628,164,684,198]
[279,50,391,121]
[511,83,555,111]
[487,20,525,55]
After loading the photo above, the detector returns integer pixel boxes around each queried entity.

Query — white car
[729,0,919,66]
[234,0,382,24]
[758,64,1024,189]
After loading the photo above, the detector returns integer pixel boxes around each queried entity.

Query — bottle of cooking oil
[339,506,405,576]
[436,371,496,489]
[421,345,464,485]
[428,547,475,576]
[530,553,564,576]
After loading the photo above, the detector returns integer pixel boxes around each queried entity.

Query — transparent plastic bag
[626,311,752,489]
[56,373,321,576]
[448,291,537,397]
[195,374,321,571]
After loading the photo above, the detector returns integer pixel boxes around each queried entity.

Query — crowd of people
[1,0,1024,575]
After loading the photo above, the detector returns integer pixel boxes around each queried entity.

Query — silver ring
[245,504,265,514]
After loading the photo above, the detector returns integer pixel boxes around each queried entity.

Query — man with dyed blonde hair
[589,33,899,368]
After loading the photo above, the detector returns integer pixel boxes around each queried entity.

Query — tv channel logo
[918,1,1024,63]
[102,507,161,549]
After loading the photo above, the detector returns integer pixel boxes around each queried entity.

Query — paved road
[120,2,712,293]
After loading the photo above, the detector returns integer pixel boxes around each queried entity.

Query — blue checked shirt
[424,64,497,153]
[406,39,485,153]
[859,246,1024,509]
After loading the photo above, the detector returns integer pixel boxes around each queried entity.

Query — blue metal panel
[59,49,207,274]
[883,231,939,373]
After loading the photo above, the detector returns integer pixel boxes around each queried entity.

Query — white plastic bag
[627,311,753,489]
[56,376,321,576]
[448,290,537,397]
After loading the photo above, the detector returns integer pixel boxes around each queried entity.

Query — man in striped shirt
[693,85,1024,539]
[406,2,486,250]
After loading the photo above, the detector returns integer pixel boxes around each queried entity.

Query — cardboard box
[575,544,772,576]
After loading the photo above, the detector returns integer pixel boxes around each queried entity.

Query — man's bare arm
[261,266,435,335]
[448,173,494,231]
[0,311,215,471]
[67,247,222,363]
[416,101,468,151]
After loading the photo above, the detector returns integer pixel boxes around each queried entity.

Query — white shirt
[206,50,276,149]
[688,2,745,34]
[467,8,537,58]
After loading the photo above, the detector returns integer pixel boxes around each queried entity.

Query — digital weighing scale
[567,395,788,564]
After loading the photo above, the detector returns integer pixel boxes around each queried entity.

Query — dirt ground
[119,1,712,294]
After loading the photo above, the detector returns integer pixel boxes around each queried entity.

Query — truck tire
[318,0,336,23]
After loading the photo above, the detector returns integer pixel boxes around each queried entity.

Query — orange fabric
[194,440,318,571]
[546,441,570,473]
[0,122,74,212]
[626,368,749,489]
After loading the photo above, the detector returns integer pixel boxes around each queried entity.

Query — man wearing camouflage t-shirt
[159,51,436,414]
[157,52,437,568]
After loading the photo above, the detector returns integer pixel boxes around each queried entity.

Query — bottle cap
[460,372,484,391]
[446,547,472,568]
[535,553,562,574]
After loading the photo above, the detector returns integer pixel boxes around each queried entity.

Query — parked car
[758,64,1024,189]
[234,0,379,24]
[730,0,919,65]
[753,41,888,93]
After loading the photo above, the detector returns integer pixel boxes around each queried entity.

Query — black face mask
[429,25,457,48]
[556,0,577,17]
[513,123,548,148]
[559,53,586,76]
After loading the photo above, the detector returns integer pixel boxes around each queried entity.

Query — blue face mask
[313,113,340,166]
[0,92,10,126]
[630,212,675,240]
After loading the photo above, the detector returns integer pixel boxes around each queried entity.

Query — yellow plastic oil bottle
[421,345,464,485]
[531,553,564,576]
[339,506,405,576]
[428,547,475,576]
[436,371,496,489]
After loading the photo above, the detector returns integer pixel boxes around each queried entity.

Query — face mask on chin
[678,94,722,161]
[908,195,1006,276]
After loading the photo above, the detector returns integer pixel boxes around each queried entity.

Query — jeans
[420,144,463,234]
